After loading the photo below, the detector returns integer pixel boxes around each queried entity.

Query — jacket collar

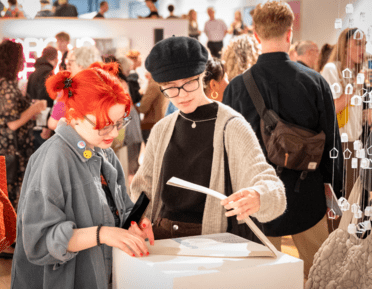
[55,120,104,163]
[257,52,290,64]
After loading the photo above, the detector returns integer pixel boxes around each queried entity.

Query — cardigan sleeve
[225,117,287,223]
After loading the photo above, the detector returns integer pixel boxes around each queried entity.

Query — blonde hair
[73,46,102,69]
[253,1,294,40]
[327,28,363,82]
[221,34,261,81]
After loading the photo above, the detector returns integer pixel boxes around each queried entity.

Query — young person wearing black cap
[130,36,287,239]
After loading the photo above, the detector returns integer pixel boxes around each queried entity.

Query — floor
[0,236,300,289]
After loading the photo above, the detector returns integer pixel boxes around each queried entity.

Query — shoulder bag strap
[242,69,278,129]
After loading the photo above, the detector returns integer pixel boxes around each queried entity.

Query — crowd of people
[1,0,372,288]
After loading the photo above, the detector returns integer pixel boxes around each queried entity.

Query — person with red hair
[11,62,154,289]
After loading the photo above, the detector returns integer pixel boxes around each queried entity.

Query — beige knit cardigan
[130,102,286,235]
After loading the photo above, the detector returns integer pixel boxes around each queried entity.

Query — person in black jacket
[27,46,58,150]
[222,1,343,279]
[54,0,78,17]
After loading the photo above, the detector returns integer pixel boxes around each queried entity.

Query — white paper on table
[166,177,279,258]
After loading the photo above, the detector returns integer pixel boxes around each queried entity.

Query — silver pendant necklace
[179,113,217,129]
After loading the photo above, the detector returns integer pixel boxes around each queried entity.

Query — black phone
[122,192,150,229]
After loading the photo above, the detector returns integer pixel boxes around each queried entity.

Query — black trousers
[207,41,223,58]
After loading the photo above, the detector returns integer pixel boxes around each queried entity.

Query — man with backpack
[223,1,343,279]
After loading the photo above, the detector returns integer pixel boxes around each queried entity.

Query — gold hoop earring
[211,91,219,99]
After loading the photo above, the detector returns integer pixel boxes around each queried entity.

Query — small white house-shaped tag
[351,203,360,213]
[367,146,372,156]
[364,206,372,216]
[354,209,363,219]
[328,209,336,219]
[338,197,350,211]
[334,18,342,29]
[331,83,341,94]
[348,223,356,234]
[353,29,364,40]
[345,83,353,94]
[343,148,352,160]
[361,158,369,168]
[341,133,348,143]
[351,95,362,106]
[346,3,354,14]
[330,148,339,159]
[357,149,365,159]
[354,140,362,150]
[342,68,352,79]
[357,73,365,84]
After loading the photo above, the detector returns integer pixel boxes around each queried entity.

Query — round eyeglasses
[83,115,132,136]
[160,76,200,98]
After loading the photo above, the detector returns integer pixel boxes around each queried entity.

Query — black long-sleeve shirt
[223,52,343,236]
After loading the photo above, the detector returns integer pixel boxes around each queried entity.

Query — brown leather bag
[242,69,326,191]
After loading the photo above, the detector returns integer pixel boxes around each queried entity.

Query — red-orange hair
[46,62,131,130]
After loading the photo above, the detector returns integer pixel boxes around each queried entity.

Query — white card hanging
[351,203,360,214]
[361,158,369,168]
[362,221,371,230]
[338,197,350,211]
[353,29,364,40]
[341,133,348,143]
[365,206,372,216]
[346,4,353,14]
[354,209,363,219]
[345,83,353,95]
[360,12,366,22]
[354,140,362,150]
[331,83,341,94]
[348,18,354,28]
[351,158,358,168]
[343,148,352,160]
[342,69,352,79]
[328,209,336,219]
[330,148,339,159]
[348,223,357,234]
[351,95,362,106]
[334,18,342,29]
[357,73,365,84]
[357,149,365,159]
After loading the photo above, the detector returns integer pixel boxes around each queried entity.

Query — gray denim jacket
[11,121,133,289]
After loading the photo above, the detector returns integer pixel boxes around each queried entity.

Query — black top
[94,12,104,18]
[60,51,68,71]
[146,11,160,18]
[54,4,78,17]
[223,52,343,236]
[297,60,309,68]
[160,102,218,224]
[27,57,55,108]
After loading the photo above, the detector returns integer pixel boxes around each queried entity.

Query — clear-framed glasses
[160,76,200,98]
[83,115,132,136]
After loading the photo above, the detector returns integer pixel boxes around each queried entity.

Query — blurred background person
[228,10,248,37]
[35,0,53,17]
[48,46,102,130]
[54,0,78,17]
[27,46,58,150]
[188,9,201,40]
[204,7,228,58]
[94,1,108,18]
[221,34,261,81]
[203,58,229,102]
[316,43,334,73]
[126,49,144,104]
[4,0,24,18]
[0,40,46,213]
[144,0,160,19]
[289,41,300,62]
[55,31,70,71]
[321,28,367,202]
[166,4,178,19]
[137,72,168,144]
[52,0,59,14]
[296,41,320,70]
